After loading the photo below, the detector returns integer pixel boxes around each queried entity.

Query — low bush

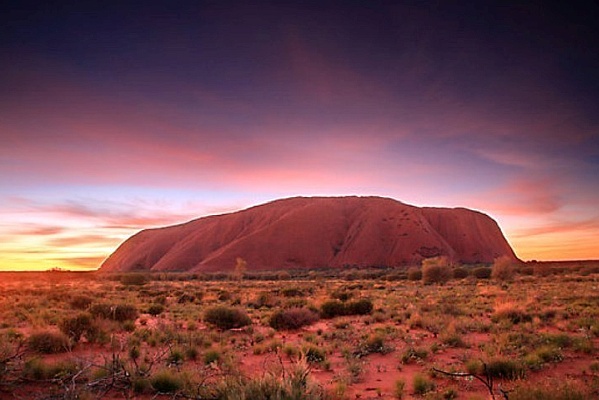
[204,349,222,365]
[492,256,515,281]
[120,273,148,286]
[453,267,469,279]
[147,304,165,316]
[150,369,183,393]
[358,333,393,355]
[177,293,195,304]
[413,373,435,395]
[331,289,354,301]
[492,304,532,325]
[280,287,306,297]
[510,382,587,400]
[320,300,346,318]
[23,358,78,380]
[90,303,138,322]
[422,256,452,284]
[407,267,422,281]
[59,313,98,342]
[320,299,373,318]
[204,306,251,330]
[27,331,70,354]
[69,295,93,310]
[468,358,526,380]
[346,299,374,315]
[269,308,319,330]
[472,267,492,279]
[400,347,428,364]
[304,346,326,364]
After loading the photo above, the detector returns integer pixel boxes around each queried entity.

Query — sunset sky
[1,1,598,270]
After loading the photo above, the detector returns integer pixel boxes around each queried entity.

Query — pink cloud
[471,178,563,217]
[512,217,599,238]
[45,235,121,248]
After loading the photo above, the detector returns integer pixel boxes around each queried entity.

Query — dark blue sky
[1,1,599,269]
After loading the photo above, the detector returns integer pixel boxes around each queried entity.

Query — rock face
[100,196,518,272]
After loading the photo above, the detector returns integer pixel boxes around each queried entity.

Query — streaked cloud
[1,2,598,268]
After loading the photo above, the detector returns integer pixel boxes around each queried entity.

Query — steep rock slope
[100,196,518,272]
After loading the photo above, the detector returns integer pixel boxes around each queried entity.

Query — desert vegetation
[0,261,597,399]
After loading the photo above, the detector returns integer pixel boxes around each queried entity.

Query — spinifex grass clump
[149,369,183,393]
[492,302,532,325]
[356,333,394,356]
[27,331,71,354]
[23,358,79,380]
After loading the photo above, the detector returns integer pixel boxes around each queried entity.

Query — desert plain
[1,261,598,399]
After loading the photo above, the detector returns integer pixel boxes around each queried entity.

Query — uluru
[100,196,518,272]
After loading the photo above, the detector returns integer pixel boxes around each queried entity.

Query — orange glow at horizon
[1,198,598,272]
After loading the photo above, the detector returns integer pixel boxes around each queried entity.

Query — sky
[1,1,598,270]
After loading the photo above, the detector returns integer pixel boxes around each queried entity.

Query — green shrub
[168,348,185,365]
[413,373,435,395]
[204,349,222,365]
[150,369,183,393]
[269,308,319,330]
[320,300,346,318]
[27,331,70,354]
[485,358,526,380]
[304,346,326,364]
[204,306,251,330]
[59,313,98,342]
[23,358,78,380]
[440,330,467,348]
[216,360,322,399]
